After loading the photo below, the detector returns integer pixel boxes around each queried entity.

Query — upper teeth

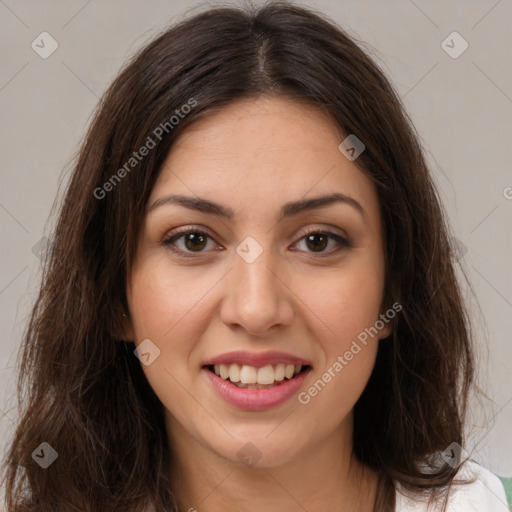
[213,363,302,385]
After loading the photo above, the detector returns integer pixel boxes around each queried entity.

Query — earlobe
[378,323,392,340]
[377,306,394,340]
[111,311,135,341]
[378,290,399,340]
[121,313,135,341]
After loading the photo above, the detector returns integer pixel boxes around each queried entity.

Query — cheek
[127,259,198,392]
[296,267,382,424]
[292,251,385,409]
[127,255,230,402]
[127,259,211,425]
[128,256,217,339]
[299,260,385,345]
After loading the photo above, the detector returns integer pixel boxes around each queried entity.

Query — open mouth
[204,363,312,389]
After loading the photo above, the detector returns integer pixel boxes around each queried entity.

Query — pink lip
[203,366,312,411]
[202,350,312,368]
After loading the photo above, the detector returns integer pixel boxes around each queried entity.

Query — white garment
[395,460,510,511]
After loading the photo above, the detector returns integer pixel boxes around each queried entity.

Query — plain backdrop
[0,0,511,483]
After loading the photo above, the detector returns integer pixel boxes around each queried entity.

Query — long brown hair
[2,2,476,510]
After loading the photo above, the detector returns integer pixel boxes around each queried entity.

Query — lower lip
[203,367,312,411]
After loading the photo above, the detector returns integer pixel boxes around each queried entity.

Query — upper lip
[203,350,312,368]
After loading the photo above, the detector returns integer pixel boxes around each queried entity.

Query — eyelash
[161,226,351,258]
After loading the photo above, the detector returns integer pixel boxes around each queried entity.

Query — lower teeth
[231,380,288,389]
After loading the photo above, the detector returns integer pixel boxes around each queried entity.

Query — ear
[378,317,392,340]
[110,309,135,341]
[377,300,402,340]
[119,312,135,341]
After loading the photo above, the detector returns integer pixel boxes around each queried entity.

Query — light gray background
[1,0,511,481]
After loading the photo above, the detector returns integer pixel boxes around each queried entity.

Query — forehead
[149,96,378,221]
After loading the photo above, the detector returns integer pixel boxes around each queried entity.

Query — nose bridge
[238,246,277,299]
[221,235,293,334]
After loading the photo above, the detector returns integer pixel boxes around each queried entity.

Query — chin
[206,428,309,469]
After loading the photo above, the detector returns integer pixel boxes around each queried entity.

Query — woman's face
[126,96,390,468]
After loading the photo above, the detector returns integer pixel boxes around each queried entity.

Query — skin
[126,96,391,511]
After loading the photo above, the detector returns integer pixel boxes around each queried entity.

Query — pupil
[306,234,327,252]
[185,233,206,251]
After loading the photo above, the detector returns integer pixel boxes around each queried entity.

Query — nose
[219,243,294,336]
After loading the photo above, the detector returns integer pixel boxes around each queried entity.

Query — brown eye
[294,230,350,254]
[305,233,328,252]
[183,232,207,251]
[162,230,217,255]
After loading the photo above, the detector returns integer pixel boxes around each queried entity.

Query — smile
[202,351,313,411]
[209,363,306,388]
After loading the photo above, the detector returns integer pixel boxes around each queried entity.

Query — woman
[1,2,508,511]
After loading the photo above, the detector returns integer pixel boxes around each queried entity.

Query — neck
[167,414,378,512]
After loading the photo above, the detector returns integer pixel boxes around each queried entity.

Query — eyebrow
[148,192,366,220]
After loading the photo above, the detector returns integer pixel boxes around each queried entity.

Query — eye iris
[306,233,328,252]
[185,232,207,251]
